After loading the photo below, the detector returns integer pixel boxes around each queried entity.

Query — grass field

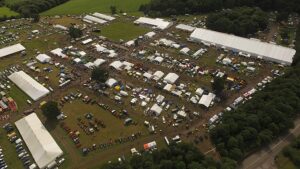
[0,7,18,17]
[276,153,298,169]
[61,100,147,146]
[99,21,150,41]
[42,0,149,16]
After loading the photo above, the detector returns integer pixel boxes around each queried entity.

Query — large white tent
[83,15,107,24]
[199,93,216,108]
[36,54,51,63]
[92,12,115,21]
[15,113,63,169]
[8,71,50,101]
[134,17,172,30]
[190,28,296,65]
[163,73,179,84]
[0,43,25,58]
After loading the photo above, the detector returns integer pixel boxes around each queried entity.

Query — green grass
[8,85,31,111]
[61,100,147,146]
[42,0,150,16]
[99,21,150,41]
[0,7,19,17]
[276,153,298,169]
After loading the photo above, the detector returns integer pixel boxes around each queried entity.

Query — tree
[41,101,61,120]
[212,77,225,95]
[69,25,82,39]
[91,67,109,83]
[32,13,40,23]
[110,5,117,15]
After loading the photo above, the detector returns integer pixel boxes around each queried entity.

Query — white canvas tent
[92,12,115,21]
[190,28,296,65]
[8,71,50,101]
[15,113,63,169]
[164,73,179,84]
[83,15,107,24]
[150,104,162,116]
[199,93,216,108]
[0,43,25,58]
[176,24,195,32]
[51,48,67,58]
[152,71,164,81]
[134,17,172,30]
[36,54,51,63]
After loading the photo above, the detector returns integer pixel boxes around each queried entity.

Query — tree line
[281,136,300,166]
[102,143,237,169]
[210,25,300,161]
[8,0,69,17]
[206,7,268,37]
[139,0,300,17]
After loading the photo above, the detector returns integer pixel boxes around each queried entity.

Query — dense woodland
[282,136,300,166]
[140,0,300,17]
[102,143,237,169]
[8,0,69,17]
[210,25,300,161]
[206,7,268,36]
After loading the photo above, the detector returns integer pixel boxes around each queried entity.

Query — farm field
[99,21,150,41]
[0,7,18,17]
[42,0,150,16]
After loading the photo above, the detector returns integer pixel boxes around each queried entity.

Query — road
[240,118,300,169]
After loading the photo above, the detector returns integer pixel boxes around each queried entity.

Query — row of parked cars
[3,123,37,169]
[0,146,8,169]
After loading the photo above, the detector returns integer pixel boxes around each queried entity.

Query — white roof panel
[134,17,172,30]
[190,28,296,65]
[15,113,63,169]
[8,71,50,101]
[92,12,115,21]
[83,15,107,24]
[0,43,25,58]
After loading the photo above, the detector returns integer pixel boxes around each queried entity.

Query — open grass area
[99,21,150,41]
[61,100,147,146]
[0,7,18,17]
[8,85,31,111]
[276,153,297,169]
[42,0,149,16]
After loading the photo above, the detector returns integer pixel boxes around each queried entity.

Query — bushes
[206,7,268,36]
[140,0,300,17]
[102,143,238,169]
[282,136,300,166]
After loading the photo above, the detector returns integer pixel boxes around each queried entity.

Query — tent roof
[164,73,179,84]
[150,104,162,116]
[0,43,25,58]
[15,113,63,169]
[190,28,296,65]
[83,15,107,24]
[8,71,50,101]
[176,24,195,32]
[199,93,216,107]
[36,54,51,63]
[134,17,172,30]
[92,12,115,21]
